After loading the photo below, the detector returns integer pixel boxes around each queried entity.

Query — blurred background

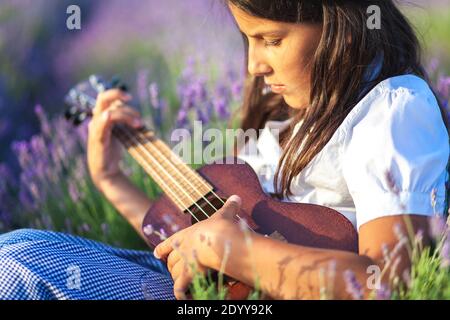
[0,0,449,249]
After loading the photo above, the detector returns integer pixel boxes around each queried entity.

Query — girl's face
[228,3,322,109]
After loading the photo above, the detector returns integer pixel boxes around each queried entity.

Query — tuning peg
[64,106,79,120]
[68,89,79,100]
[73,112,88,126]
[89,74,108,93]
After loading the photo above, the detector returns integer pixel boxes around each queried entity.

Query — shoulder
[339,75,449,230]
[340,74,446,144]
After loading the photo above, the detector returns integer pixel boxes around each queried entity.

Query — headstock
[64,75,128,126]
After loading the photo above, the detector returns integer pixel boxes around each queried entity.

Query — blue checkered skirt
[0,229,175,300]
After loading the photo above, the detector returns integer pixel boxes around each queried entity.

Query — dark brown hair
[227,0,450,201]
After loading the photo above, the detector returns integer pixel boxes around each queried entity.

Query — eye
[264,39,281,47]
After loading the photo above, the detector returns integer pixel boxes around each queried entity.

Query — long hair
[226,0,450,200]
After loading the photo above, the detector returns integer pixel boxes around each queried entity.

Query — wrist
[204,219,248,271]
[95,172,127,193]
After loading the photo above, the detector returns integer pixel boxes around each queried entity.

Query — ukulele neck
[111,124,213,212]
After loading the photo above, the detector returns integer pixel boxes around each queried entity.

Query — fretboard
[112,124,213,212]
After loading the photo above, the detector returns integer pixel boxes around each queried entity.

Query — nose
[247,44,272,77]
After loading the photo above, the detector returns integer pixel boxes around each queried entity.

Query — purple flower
[149,82,160,109]
[375,284,391,300]
[393,223,406,241]
[34,104,51,137]
[384,170,400,196]
[159,228,168,240]
[192,77,208,103]
[68,181,81,202]
[137,69,149,103]
[429,215,447,240]
[213,97,229,120]
[231,81,243,101]
[343,270,364,300]
[415,229,424,245]
[143,224,154,236]
[101,223,110,236]
[440,238,450,269]
[12,141,31,169]
[176,108,189,128]
[437,76,450,98]
[196,108,209,124]
[81,223,91,233]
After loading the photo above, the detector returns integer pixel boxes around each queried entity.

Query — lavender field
[0,0,450,300]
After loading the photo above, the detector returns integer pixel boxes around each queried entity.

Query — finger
[169,259,186,281]
[97,108,144,143]
[167,250,181,274]
[154,233,178,261]
[108,101,141,119]
[173,270,192,300]
[114,104,141,118]
[214,195,241,220]
[93,89,132,115]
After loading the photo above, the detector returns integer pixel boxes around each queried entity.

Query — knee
[0,228,50,247]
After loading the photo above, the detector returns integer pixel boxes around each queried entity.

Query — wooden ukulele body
[142,157,358,299]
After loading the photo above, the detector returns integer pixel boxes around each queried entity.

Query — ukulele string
[82,91,254,232]
[81,93,205,223]
[112,128,200,223]
[122,125,254,232]
[114,125,211,222]
[155,140,255,231]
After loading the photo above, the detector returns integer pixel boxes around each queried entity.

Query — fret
[112,124,213,211]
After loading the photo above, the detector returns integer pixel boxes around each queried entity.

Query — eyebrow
[239,29,285,38]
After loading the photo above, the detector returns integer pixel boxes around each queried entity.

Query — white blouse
[237,74,450,231]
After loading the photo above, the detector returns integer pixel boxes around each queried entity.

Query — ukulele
[65,75,358,299]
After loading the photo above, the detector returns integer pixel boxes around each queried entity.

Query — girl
[0,0,448,300]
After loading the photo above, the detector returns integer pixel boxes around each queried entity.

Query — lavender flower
[159,228,168,240]
[393,223,406,241]
[384,170,400,197]
[34,104,51,137]
[440,239,450,269]
[101,223,109,236]
[437,76,450,98]
[68,181,81,202]
[81,223,91,233]
[375,284,391,300]
[430,188,437,213]
[148,82,160,109]
[137,69,150,103]
[429,215,447,240]
[213,97,229,120]
[426,58,439,75]
[230,81,243,101]
[143,224,154,236]
[343,270,364,300]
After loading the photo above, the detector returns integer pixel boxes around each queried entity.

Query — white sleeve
[342,85,449,230]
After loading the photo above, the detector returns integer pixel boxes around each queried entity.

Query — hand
[87,89,144,190]
[154,195,242,300]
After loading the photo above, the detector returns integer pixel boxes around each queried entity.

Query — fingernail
[153,250,160,259]
[228,195,241,206]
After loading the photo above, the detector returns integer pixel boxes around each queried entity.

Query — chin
[283,95,308,110]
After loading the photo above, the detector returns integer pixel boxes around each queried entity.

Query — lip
[269,84,286,94]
